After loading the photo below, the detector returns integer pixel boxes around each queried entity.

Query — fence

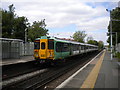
[20,42,34,56]
[1,38,34,59]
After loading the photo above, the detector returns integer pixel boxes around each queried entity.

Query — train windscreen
[34,41,40,49]
[41,42,45,49]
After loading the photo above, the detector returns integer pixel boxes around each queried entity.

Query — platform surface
[94,51,119,88]
[55,50,119,89]
[1,56,34,66]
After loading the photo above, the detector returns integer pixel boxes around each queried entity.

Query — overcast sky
[2,0,120,45]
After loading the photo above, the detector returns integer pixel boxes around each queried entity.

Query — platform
[55,50,120,89]
[1,56,34,66]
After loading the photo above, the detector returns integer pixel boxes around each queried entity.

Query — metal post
[110,11,113,60]
[116,32,117,53]
[24,28,27,56]
[116,32,117,46]
[25,28,27,43]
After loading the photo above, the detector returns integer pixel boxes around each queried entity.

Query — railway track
[2,51,101,90]
[2,61,50,80]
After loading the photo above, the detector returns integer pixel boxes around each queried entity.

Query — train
[34,36,98,63]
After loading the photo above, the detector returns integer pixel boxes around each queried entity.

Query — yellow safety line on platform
[80,50,106,89]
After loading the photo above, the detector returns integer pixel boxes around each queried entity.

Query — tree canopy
[2,4,15,38]
[87,40,98,45]
[72,31,87,43]
[2,4,49,42]
[98,41,104,49]
[107,7,120,46]
[87,36,98,46]
[28,20,48,42]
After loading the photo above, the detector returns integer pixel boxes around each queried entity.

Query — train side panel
[54,41,70,60]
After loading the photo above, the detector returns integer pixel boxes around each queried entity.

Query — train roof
[85,43,98,47]
[51,37,85,45]
[36,36,98,47]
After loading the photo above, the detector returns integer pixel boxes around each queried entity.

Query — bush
[115,52,120,61]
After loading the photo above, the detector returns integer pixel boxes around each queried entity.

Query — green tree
[87,36,93,42]
[87,40,96,45]
[98,41,104,49]
[72,31,87,43]
[2,4,29,41]
[13,16,29,40]
[2,4,49,41]
[87,38,99,46]
[107,7,120,46]
[0,9,2,37]
[2,4,15,38]
[28,19,49,42]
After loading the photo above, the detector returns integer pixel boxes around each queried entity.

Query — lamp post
[106,9,113,60]
[106,7,120,60]
[25,28,27,43]
[111,32,118,53]
[24,28,28,56]
[115,32,117,53]
[110,19,120,53]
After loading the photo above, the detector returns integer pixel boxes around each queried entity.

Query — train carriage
[34,36,98,63]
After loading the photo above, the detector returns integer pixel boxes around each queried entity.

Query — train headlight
[49,54,52,57]
[35,52,38,57]
[36,53,38,57]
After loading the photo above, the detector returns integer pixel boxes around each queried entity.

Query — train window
[77,45,79,50]
[48,39,54,49]
[34,42,40,49]
[41,42,45,49]
[56,42,69,52]
[56,42,62,52]
[63,43,69,52]
[81,45,83,50]
[73,44,78,51]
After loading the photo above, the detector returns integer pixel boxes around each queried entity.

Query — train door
[47,39,54,59]
[40,39,48,59]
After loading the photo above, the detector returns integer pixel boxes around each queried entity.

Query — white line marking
[55,51,103,89]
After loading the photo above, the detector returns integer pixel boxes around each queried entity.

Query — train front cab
[34,39,54,63]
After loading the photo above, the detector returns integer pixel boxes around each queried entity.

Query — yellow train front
[34,36,54,63]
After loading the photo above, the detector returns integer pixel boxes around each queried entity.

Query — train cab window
[34,42,40,49]
[41,42,45,49]
[48,39,54,49]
